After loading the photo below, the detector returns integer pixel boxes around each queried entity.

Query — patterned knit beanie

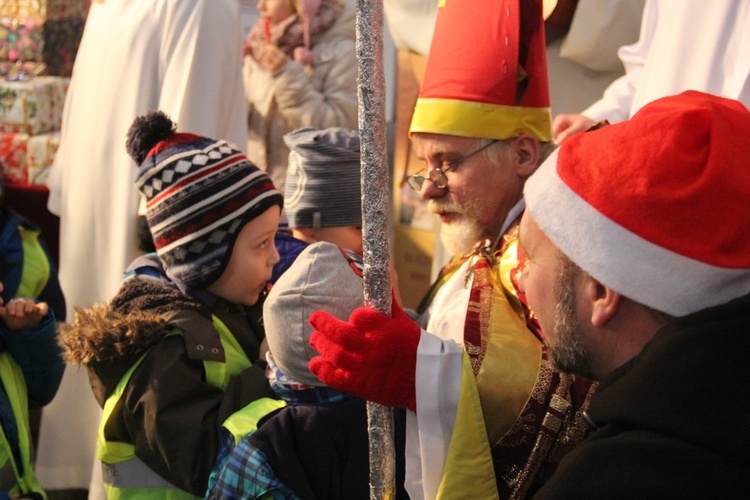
[126,111,283,290]
[283,127,361,228]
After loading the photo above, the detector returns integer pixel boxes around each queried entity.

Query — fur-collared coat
[58,280,275,496]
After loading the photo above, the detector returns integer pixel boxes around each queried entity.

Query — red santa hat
[409,0,552,141]
[524,90,750,316]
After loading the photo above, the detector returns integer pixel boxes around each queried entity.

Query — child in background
[0,179,65,498]
[58,111,285,498]
[0,178,66,321]
[243,0,358,196]
[272,126,362,283]
[273,126,403,305]
[208,241,406,499]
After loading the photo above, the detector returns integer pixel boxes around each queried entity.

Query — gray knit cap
[283,127,361,229]
[263,241,364,386]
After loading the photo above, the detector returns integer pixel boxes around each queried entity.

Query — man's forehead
[412,133,483,153]
[519,212,551,255]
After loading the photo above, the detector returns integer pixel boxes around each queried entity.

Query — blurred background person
[552,0,750,143]
[0,178,65,498]
[244,0,358,196]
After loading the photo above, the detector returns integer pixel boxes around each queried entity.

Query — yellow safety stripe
[17,225,50,299]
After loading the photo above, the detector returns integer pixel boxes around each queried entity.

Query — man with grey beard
[306,1,596,498]
[519,90,750,498]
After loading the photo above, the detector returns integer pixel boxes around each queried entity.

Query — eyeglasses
[406,139,500,191]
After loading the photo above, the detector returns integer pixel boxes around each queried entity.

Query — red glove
[309,300,420,411]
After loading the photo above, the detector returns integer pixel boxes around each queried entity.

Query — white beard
[439,215,485,256]
[431,197,488,257]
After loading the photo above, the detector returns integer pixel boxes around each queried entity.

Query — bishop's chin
[439,217,485,257]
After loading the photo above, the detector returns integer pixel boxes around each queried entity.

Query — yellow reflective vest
[0,352,46,498]
[97,315,284,499]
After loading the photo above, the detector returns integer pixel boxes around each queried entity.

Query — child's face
[207,206,281,306]
[257,0,296,26]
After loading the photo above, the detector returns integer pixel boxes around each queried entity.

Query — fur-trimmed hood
[57,280,206,405]
[58,303,171,366]
[58,280,204,365]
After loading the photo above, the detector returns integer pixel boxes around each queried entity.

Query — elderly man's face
[518,212,595,379]
[412,133,526,255]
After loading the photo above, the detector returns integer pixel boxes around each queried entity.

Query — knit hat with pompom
[127,110,283,290]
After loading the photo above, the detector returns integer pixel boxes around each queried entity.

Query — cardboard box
[391,49,436,309]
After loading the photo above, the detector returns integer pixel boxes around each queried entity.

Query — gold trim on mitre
[410,97,553,142]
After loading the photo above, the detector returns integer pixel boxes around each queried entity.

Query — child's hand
[0,296,49,331]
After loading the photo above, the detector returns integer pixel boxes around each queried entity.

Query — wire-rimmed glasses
[406,139,499,191]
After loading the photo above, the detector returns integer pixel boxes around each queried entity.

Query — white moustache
[429,200,465,216]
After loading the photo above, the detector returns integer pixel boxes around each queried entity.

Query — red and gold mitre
[409,0,552,142]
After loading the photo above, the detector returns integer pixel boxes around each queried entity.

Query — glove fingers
[308,310,373,372]
[309,356,356,393]
[309,310,364,352]
[348,306,391,331]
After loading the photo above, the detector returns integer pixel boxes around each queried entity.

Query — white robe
[408,201,525,500]
[583,0,750,122]
[40,0,247,490]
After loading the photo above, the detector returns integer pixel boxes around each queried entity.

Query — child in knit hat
[208,241,407,499]
[58,111,286,498]
[273,126,404,303]
[271,126,363,283]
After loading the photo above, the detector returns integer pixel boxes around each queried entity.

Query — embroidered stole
[426,219,596,499]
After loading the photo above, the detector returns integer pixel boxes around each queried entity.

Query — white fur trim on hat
[525,148,750,317]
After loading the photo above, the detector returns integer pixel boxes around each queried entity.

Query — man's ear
[513,134,541,178]
[584,276,621,328]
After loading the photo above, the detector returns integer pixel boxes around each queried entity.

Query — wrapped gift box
[0,130,29,184]
[0,76,69,135]
[26,129,58,184]
[0,16,44,63]
[0,129,60,185]
[0,0,88,22]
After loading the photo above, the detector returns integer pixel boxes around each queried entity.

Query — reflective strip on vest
[0,352,45,497]
[223,397,287,446]
[102,457,176,488]
[202,315,252,389]
[99,316,275,497]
